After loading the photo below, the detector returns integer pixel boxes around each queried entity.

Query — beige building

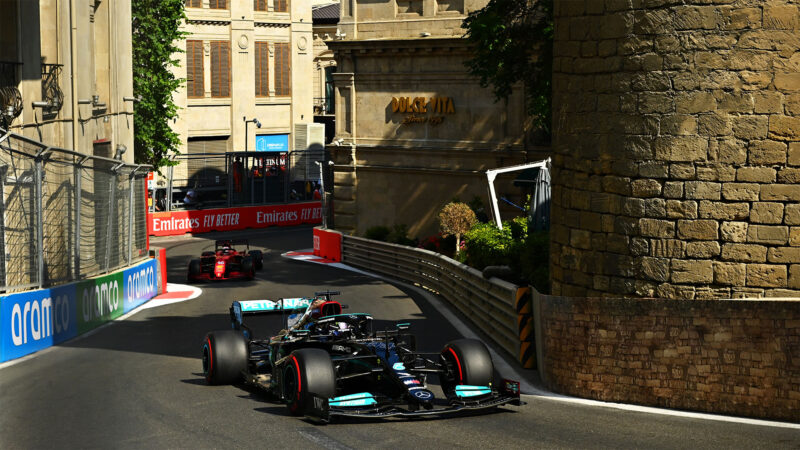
[0,0,135,163]
[169,0,314,192]
[328,0,540,238]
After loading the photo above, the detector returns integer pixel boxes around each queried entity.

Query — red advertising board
[313,227,342,262]
[148,202,322,236]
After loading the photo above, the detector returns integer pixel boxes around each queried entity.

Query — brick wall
[551,0,800,298]
[536,293,800,422]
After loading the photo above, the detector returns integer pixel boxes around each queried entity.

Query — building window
[186,40,204,98]
[437,0,463,13]
[185,0,202,8]
[255,42,270,97]
[254,0,267,11]
[210,41,230,98]
[397,0,422,15]
[209,0,228,9]
[274,42,291,96]
[274,0,289,13]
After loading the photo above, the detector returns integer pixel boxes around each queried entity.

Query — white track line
[282,250,800,430]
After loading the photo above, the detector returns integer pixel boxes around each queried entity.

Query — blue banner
[123,259,158,314]
[0,284,78,362]
[255,134,289,152]
[0,258,160,363]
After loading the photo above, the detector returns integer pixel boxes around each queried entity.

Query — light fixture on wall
[114,144,127,160]
[244,116,261,153]
[420,32,431,37]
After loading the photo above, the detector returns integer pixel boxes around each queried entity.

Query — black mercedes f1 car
[201,292,523,422]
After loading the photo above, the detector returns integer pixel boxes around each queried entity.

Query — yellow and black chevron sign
[515,287,535,369]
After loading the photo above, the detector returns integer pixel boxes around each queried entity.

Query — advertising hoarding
[0,284,78,362]
[148,201,322,236]
[255,134,289,152]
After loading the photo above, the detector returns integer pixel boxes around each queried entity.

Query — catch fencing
[341,235,523,359]
[0,130,151,293]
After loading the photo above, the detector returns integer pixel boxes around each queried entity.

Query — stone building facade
[329,0,539,238]
[0,0,135,163]
[169,0,313,188]
[551,0,800,299]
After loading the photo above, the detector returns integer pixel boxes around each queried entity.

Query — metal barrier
[0,130,150,293]
[341,235,522,359]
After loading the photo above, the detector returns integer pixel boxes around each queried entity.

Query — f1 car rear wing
[230,298,313,337]
[216,239,250,250]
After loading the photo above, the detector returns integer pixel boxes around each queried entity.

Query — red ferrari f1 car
[187,239,264,282]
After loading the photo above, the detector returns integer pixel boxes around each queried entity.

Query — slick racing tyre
[188,259,202,281]
[248,250,263,270]
[203,330,248,385]
[440,339,494,393]
[281,348,336,416]
[241,257,255,279]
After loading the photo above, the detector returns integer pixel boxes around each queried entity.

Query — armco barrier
[0,258,159,363]
[341,235,527,362]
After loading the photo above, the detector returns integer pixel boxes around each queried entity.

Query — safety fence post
[74,157,86,278]
[0,164,6,288]
[104,170,116,273]
[35,156,44,289]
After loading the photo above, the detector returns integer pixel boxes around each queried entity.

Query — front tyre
[281,348,336,416]
[440,339,494,394]
[202,330,248,385]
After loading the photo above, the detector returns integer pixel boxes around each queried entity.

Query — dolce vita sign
[390,96,455,126]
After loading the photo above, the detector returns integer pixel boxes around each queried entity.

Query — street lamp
[243,116,261,152]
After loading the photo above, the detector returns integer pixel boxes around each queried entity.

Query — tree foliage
[132,0,187,169]
[462,0,553,136]
[439,202,478,255]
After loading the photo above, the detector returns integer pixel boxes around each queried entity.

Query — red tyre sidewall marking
[290,355,301,412]
[206,338,214,381]
[447,347,463,384]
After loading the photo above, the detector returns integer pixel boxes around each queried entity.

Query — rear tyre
[188,259,202,281]
[202,330,248,385]
[281,348,336,416]
[440,339,494,394]
[201,251,215,257]
[241,257,254,279]
[248,250,263,270]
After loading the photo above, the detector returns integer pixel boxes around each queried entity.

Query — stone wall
[535,293,800,422]
[551,0,800,298]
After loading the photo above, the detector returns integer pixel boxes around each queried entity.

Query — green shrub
[462,217,549,294]
[387,224,417,246]
[365,225,391,241]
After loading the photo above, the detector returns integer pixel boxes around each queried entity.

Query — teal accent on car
[392,362,406,371]
[238,298,310,312]
[455,385,492,398]
[328,392,377,407]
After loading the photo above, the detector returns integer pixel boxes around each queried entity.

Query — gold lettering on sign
[390,96,455,125]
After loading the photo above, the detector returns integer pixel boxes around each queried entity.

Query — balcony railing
[0,61,23,128]
[41,63,64,113]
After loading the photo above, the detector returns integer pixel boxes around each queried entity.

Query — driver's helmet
[222,245,232,254]
[332,321,350,337]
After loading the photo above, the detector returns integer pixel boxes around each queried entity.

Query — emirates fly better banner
[148,202,322,236]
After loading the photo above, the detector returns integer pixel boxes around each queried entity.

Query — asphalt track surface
[1,226,798,449]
